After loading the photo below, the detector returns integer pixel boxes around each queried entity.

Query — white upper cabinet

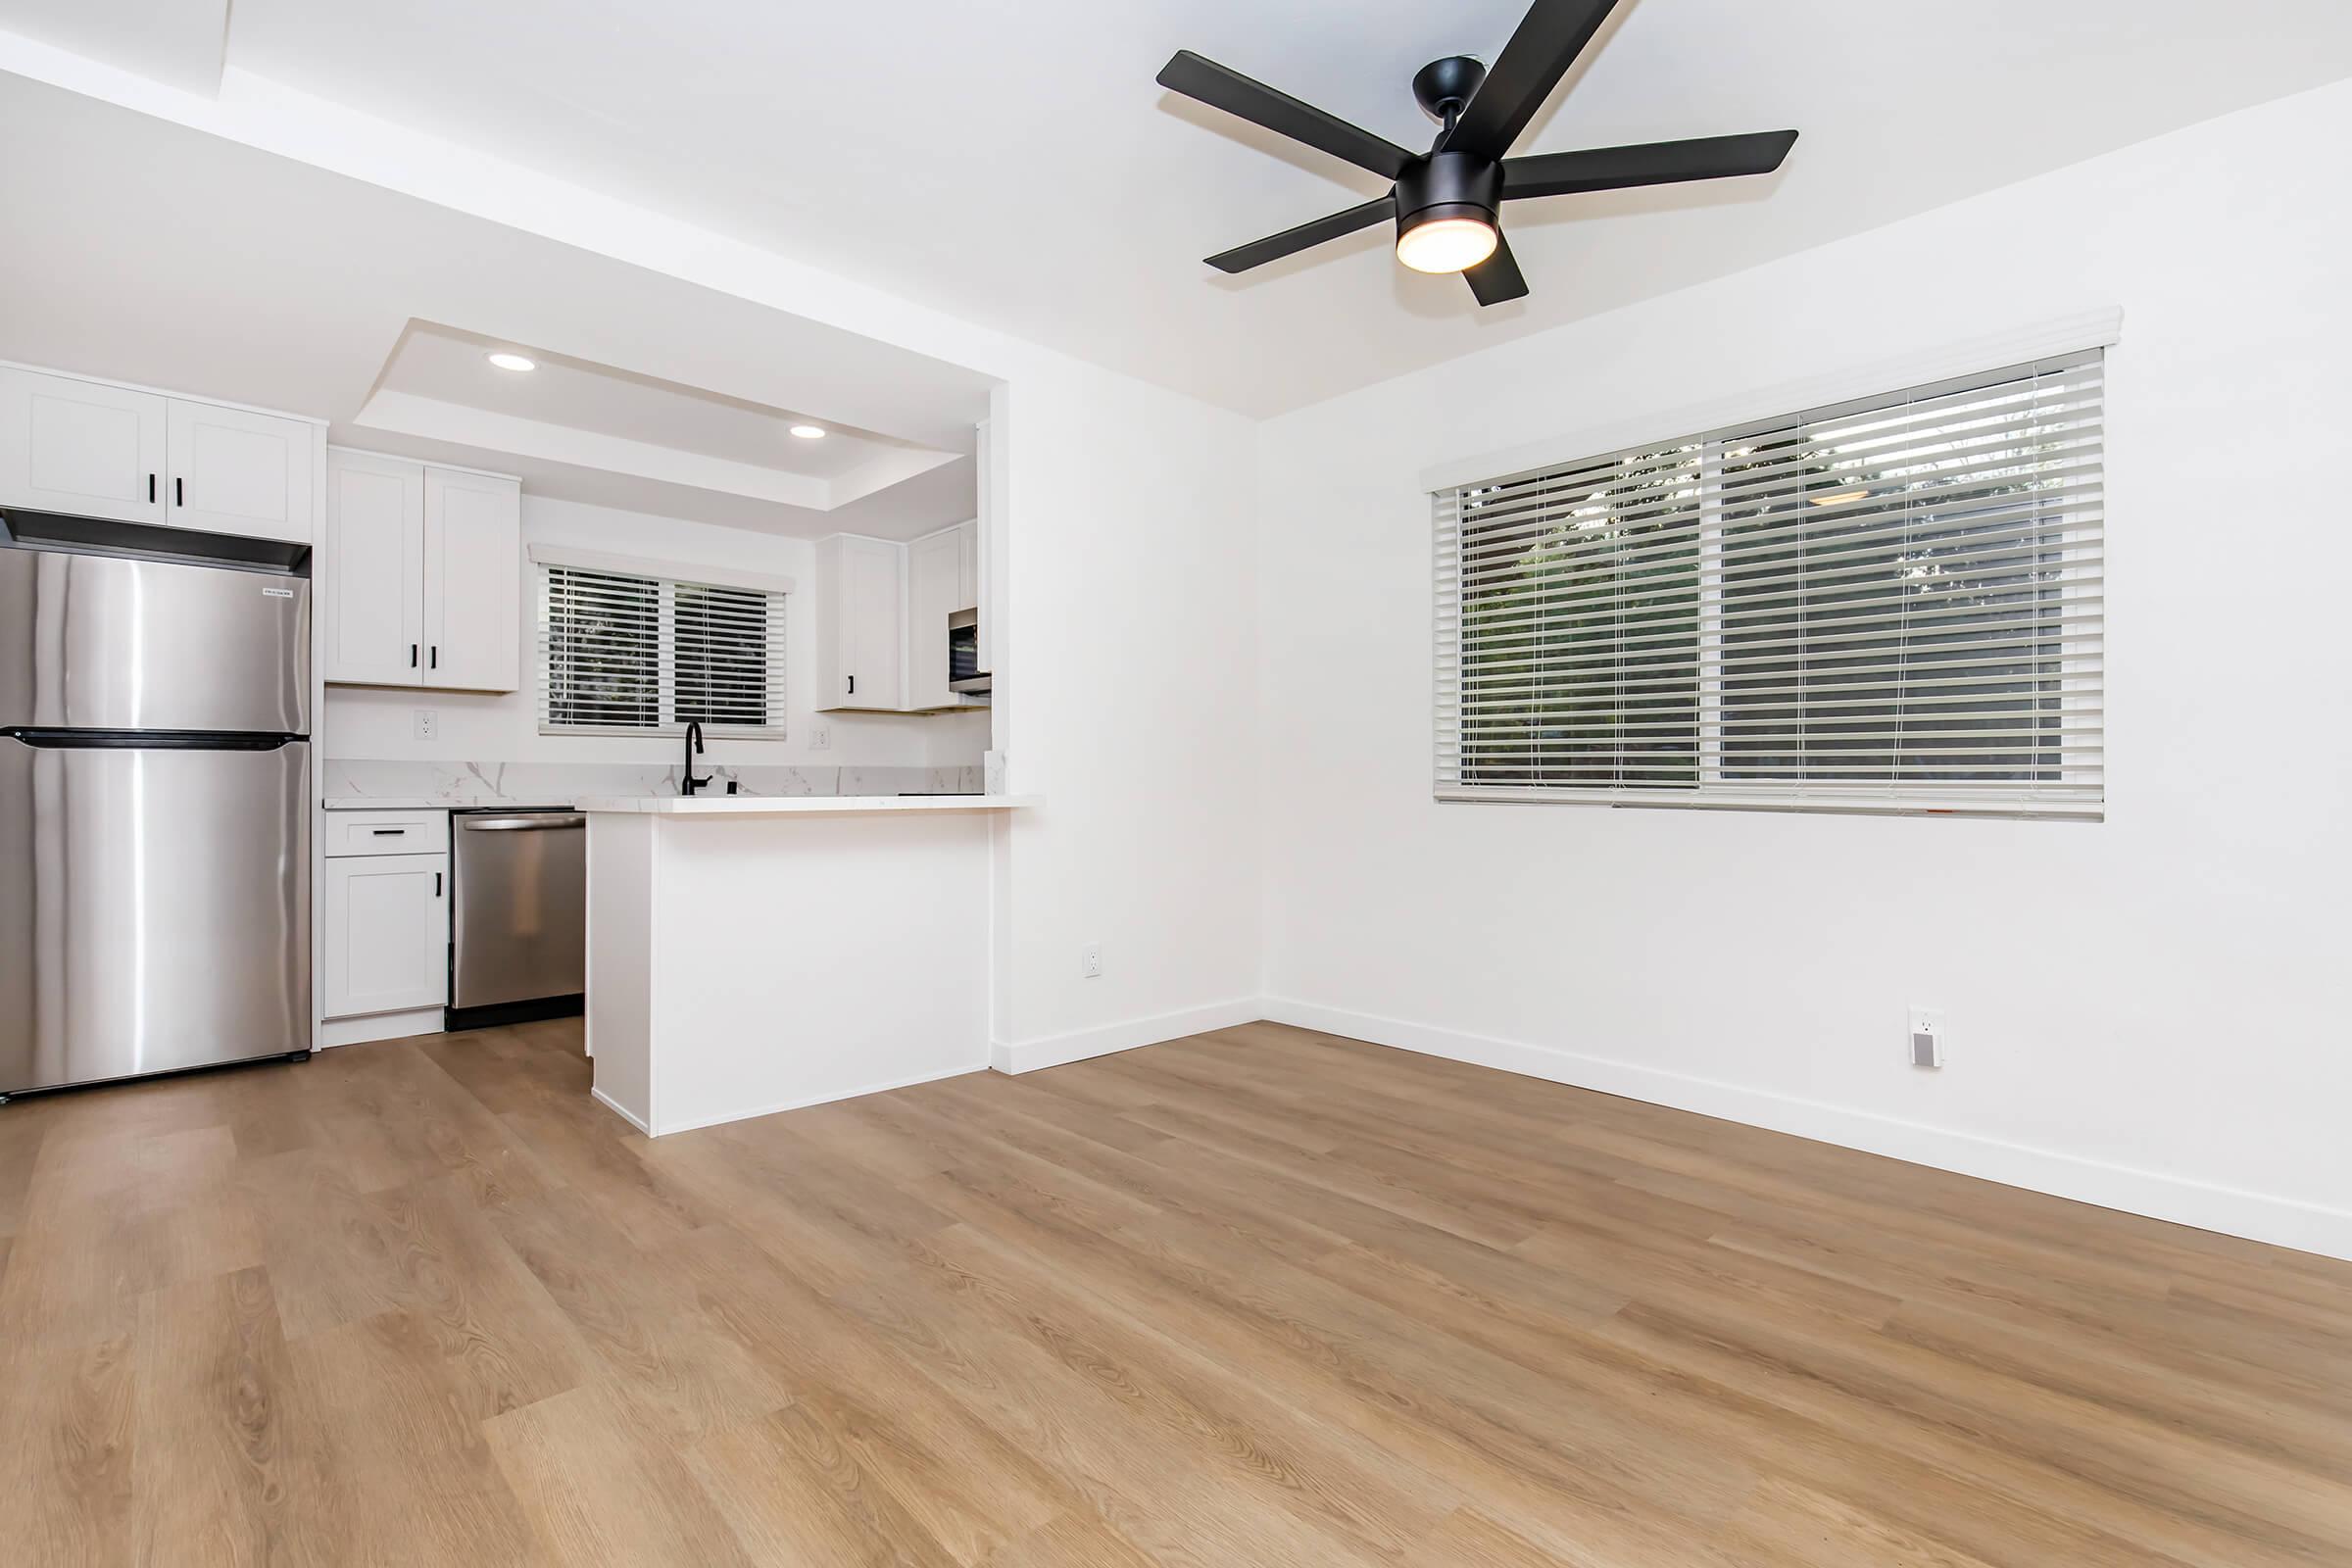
[423,466,521,692]
[905,520,980,711]
[324,448,520,693]
[814,533,906,712]
[324,451,425,685]
[0,366,316,543]
[165,400,315,544]
[0,367,168,524]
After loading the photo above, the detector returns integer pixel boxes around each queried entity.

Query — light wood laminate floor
[2,1018,2347,1566]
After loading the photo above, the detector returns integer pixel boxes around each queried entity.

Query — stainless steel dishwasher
[448,808,586,1030]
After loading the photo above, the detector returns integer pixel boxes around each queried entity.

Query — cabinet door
[818,535,903,710]
[322,855,448,1017]
[0,367,168,524]
[422,467,520,692]
[166,400,315,544]
[324,451,425,687]
[905,529,960,710]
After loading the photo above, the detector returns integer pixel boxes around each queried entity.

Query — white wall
[988,367,1264,1066]
[1255,78,2352,1258]
[323,493,990,770]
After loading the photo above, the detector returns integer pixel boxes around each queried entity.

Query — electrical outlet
[1080,943,1102,979]
[413,709,438,741]
[808,724,831,752]
[1908,1005,1945,1069]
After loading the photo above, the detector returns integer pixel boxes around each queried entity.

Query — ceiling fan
[1156,0,1798,305]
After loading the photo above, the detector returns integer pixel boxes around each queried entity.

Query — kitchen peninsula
[576,793,1033,1135]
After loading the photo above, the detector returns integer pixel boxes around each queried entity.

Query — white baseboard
[590,1086,653,1135]
[320,1007,446,1049]
[991,998,1263,1075]
[643,1061,990,1138]
[1262,997,2352,1265]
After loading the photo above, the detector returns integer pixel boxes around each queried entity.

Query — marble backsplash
[322,758,984,807]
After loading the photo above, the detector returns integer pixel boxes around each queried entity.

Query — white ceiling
[0,72,993,539]
[188,0,2352,416]
[0,0,220,92]
[376,326,905,481]
[4,1,2352,425]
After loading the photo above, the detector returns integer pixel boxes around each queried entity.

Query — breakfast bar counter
[578,794,1033,1136]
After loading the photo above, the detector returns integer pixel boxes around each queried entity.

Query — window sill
[1434,788,2102,822]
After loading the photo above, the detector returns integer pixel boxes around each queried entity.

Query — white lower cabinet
[322,853,449,1018]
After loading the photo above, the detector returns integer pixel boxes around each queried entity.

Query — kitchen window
[1434,350,2104,816]
[534,550,791,737]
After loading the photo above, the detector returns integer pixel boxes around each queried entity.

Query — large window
[537,556,789,736]
[1435,352,2104,816]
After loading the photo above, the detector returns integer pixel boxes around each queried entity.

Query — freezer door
[0,737,311,1094]
[0,542,309,734]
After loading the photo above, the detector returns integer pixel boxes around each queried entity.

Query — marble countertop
[322,796,571,810]
[572,794,1037,816]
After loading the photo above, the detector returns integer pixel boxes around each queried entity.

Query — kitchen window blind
[539,564,788,736]
[1435,350,2104,816]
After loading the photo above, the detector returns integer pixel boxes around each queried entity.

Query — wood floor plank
[485,1382,755,1568]
[131,1265,334,1565]
[0,1016,2342,1567]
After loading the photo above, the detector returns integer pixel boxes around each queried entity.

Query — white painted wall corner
[990,998,1263,1075]
[1260,997,2352,1265]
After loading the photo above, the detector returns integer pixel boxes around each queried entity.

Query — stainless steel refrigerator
[1,519,312,1098]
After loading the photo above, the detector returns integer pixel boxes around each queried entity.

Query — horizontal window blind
[1436,350,2104,816]
[540,564,788,735]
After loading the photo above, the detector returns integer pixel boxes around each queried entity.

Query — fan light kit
[485,352,537,372]
[1157,0,1799,305]
[789,424,827,439]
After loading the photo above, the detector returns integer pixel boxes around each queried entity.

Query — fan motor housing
[1394,150,1503,236]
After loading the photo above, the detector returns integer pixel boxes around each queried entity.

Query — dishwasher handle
[460,813,586,831]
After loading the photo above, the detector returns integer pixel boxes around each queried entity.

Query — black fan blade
[1503,130,1797,200]
[1442,0,1624,160]
[1158,50,1412,180]
[1464,234,1529,306]
[1206,196,1396,273]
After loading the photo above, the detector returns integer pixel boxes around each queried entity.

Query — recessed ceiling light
[486,352,537,372]
[789,424,826,439]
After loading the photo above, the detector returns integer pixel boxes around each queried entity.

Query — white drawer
[322,808,448,857]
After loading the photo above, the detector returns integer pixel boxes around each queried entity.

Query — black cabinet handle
[847,674,856,696]
[411,644,418,668]
[434,871,443,897]
[430,646,438,670]
[370,828,405,836]
[174,477,183,507]
[148,473,156,503]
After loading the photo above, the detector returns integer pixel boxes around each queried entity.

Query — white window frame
[1434,330,2112,820]
[531,544,795,741]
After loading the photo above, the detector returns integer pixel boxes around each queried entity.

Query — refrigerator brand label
[261,587,294,598]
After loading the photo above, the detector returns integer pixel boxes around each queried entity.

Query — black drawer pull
[370,828,406,836]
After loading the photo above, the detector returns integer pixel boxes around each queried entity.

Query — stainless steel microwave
[948,608,991,694]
